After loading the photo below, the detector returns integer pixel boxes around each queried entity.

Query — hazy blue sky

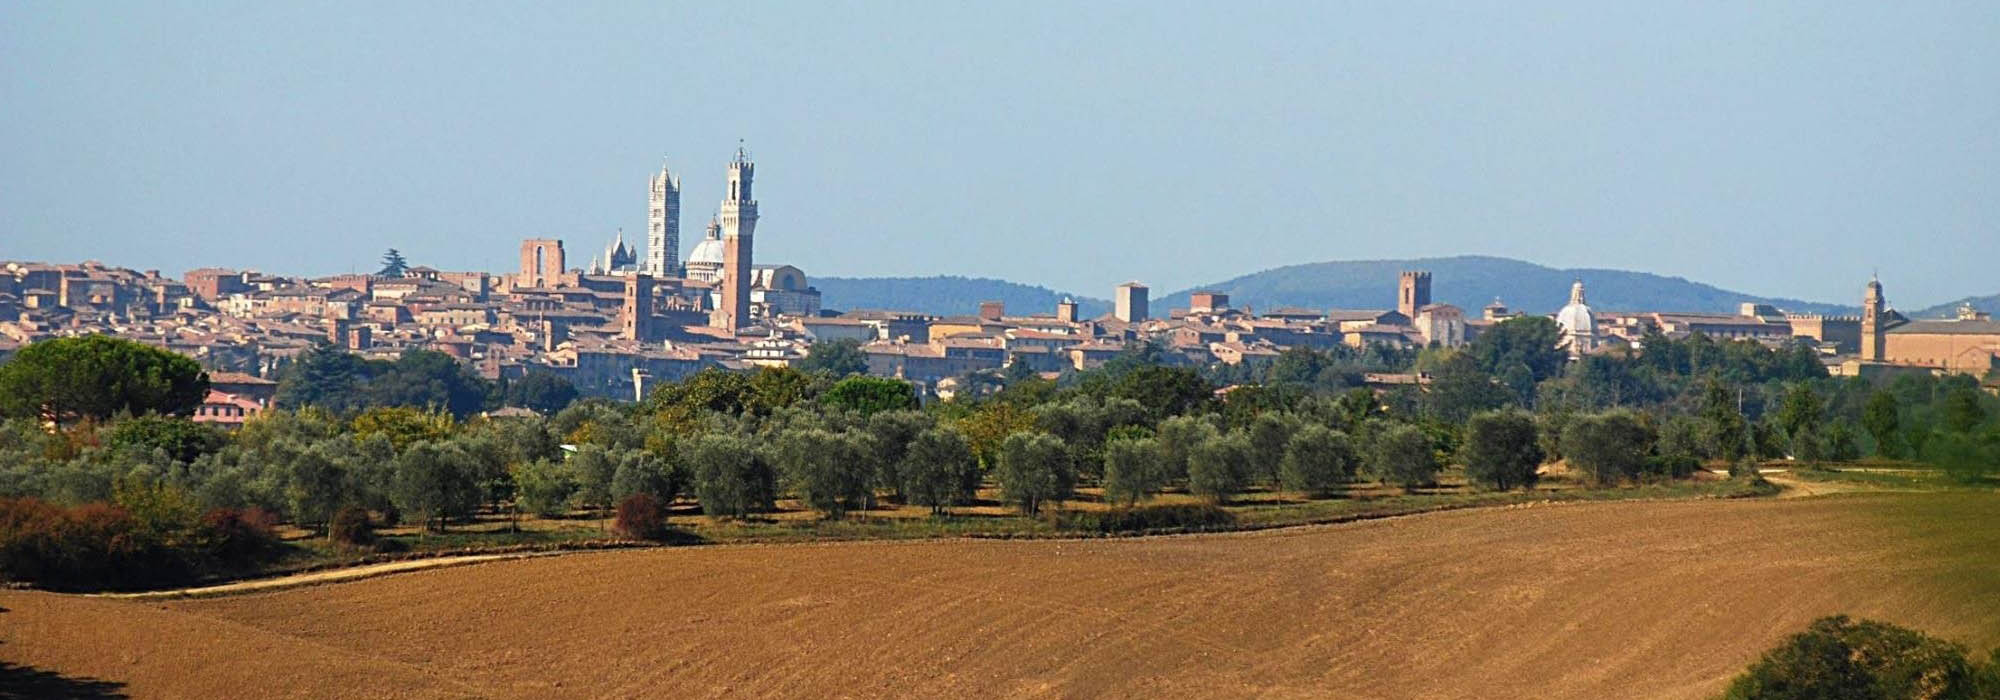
[4,2,1995,307]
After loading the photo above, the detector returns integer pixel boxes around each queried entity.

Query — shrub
[1059,503,1234,534]
[329,505,375,547]
[685,433,775,519]
[613,493,674,540]
[196,507,280,562]
[1723,615,1987,700]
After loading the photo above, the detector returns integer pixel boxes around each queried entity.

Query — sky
[3,2,1996,308]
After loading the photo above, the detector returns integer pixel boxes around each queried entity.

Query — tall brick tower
[645,159,681,277]
[1861,276,1886,361]
[622,273,654,341]
[716,145,758,330]
[1397,271,1432,319]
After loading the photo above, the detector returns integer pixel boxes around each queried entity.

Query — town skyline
[6,3,1998,307]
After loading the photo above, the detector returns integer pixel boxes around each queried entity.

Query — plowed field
[5,492,1996,699]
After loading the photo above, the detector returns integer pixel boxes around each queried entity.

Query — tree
[1862,390,1903,458]
[684,433,774,519]
[377,248,410,277]
[511,458,576,518]
[350,406,455,450]
[1941,387,1988,434]
[1776,383,1826,443]
[1927,430,1999,484]
[1187,433,1253,504]
[274,343,379,413]
[1461,410,1543,491]
[0,336,209,423]
[503,372,579,415]
[1110,365,1214,419]
[1826,421,1862,463]
[1102,437,1165,506]
[1423,353,1513,424]
[1279,425,1358,496]
[819,376,918,416]
[901,427,979,515]
[389,441,481,532]
[610,449,681,505]
[794,339,869,377]
[1562,411,1656,486]
[1244,412,1301,487]
[285,443,351,535]
[866,410,930,500]
[1791,423,1828,466]
[567,445,620,524]
[773,428,871,518]
[365,350,493,418]
[1154,415,1220,484]
[105,416,226,464]
[1467,316,1566,385]
[1370,424,1437,492]
[1700,379,1752,462]
[995,432,1073,516]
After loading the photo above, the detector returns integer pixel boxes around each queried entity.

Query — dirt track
[5,493,1997,699]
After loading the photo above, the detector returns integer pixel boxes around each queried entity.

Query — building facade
[646,160,681,277]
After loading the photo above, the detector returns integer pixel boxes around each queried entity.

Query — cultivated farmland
[4,492,1996,699]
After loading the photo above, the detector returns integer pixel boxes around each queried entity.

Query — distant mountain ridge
[1156,256,1853,316]
[814,275,1110,318]
[817,256,1868,319]
[1911,294,2000,320]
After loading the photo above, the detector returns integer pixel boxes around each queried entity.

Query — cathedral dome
[687,237,725,266]
[1555,280,1594,337]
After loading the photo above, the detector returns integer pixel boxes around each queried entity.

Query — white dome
[1556,280,1593,336]
[687,237,725,265]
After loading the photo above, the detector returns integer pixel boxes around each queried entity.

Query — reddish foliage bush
[0,497,284,591]
[329,505,375,547]
[198,507,281,561]
[614,493,672,541]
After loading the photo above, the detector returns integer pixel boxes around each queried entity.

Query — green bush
[1724,615,1993,700]
[1058,503,1234,534]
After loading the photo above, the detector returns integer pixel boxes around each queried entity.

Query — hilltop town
[3,149,1998,422]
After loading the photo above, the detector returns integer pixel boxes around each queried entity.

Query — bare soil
[4,493,1996,699]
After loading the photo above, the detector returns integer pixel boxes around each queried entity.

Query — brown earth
[4,493,1996,699]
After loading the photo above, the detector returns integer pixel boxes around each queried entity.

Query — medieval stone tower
[717,146,758,330]
[646,160,681,277]
[1397,271,1432,319]
[1861,276,1886,361]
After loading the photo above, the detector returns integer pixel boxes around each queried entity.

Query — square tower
[1398,271,1432,319]
[1115,282,1149,323]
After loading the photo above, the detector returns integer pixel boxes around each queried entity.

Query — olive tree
[1102,437,1165,506]
[1369,424,1437,492]
[996,432,1073,516]
[901,426,979,515]
[1187,432,1253,504]
[1279,424,1358,497]
[1461,410,1543,491]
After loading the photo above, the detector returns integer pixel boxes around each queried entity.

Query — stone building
[1861,278,2000,375]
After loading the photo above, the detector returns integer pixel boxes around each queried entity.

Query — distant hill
[1911,293,2000,319]
[1156,255,1852,316]
[815,275,1110,318]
